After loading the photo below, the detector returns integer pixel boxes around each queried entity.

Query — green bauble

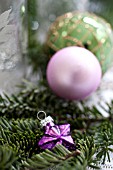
[46,12,113,73]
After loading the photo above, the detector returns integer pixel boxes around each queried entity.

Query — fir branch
[0,145,17,170]
[23,144,82,170]
[0,83,107,125]
[77,135,99,169]
[94,121,113,164]
[0,118,43,161]
[0,83,113,169]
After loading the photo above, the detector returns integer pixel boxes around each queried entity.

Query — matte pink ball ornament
[46,46,102,100]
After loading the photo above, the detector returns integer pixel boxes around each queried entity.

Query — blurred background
[25,0,113,44]
[0,0,113,110]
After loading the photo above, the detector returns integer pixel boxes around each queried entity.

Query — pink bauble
[46,46,102,100]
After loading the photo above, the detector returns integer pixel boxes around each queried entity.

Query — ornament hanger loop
[37,111,54,127]
[37,111,46,121]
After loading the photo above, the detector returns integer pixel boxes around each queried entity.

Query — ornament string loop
[37,111,54,127]
[37,111,46,121]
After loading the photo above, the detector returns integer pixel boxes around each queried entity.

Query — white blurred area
[0,0,25,95]
[0,0,12,13]
[88,146,113,170]
[85,66,113,117]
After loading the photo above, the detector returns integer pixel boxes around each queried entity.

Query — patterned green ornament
[46,12,113,74]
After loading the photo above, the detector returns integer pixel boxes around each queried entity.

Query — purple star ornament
[38,123,76,150]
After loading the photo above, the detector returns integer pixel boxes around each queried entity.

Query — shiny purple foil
[38,123,76,150]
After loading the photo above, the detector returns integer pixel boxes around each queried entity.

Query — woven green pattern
[46,12,113,74]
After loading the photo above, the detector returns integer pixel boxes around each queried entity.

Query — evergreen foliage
[0,84,113,169]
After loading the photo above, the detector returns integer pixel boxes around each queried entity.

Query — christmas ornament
[46,46,102,100]
[46,11,113,73]
[37,111,76,150]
